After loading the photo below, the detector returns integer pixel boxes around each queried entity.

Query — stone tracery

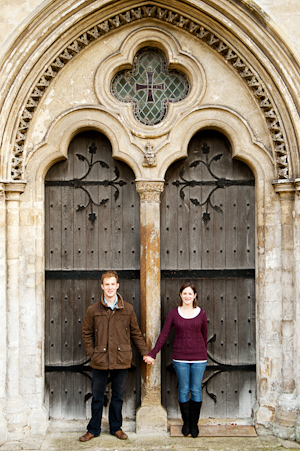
[111,47,190,126]
[11,3,289,180]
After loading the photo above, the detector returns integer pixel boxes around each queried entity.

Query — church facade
[1,0,300,444]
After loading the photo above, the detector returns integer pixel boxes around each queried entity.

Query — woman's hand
[143,355,155,365]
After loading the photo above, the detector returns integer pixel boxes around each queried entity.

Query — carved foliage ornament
[11,3,289,180]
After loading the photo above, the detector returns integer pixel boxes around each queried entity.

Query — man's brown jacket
[82,293,149,370]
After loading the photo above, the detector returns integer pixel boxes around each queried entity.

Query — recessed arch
[0,1,299,181]
[43,128,142,420]
[158,106,274,183]
[26,107,144,190]
[160,126,257,418]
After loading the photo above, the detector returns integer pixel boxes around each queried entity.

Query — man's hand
[143,355,155,365]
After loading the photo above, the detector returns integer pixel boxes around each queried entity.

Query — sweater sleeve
[148,309,175,359]
[202,309,208,351]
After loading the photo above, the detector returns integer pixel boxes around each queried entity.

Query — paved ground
[2,432,300,451]
[1,421,300,451]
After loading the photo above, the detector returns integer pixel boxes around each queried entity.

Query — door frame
[24,105,277,431]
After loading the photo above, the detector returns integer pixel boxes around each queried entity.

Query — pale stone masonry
[0,0,300,445]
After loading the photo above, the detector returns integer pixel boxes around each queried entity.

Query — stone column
[0,183,7,444]
[135,180,168,433]
[294,179,300,443]
[273,181,297,440]
[5,182,28,439]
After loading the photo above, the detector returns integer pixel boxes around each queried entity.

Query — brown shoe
[79,432,95,442]
[114,429,128,440]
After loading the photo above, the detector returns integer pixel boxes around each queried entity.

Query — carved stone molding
[135,180,164,202]
[95,27,206,138]
[295,179,300,198]
[11,3,289,180]
[273,180,295,195]
[4,182,26,199]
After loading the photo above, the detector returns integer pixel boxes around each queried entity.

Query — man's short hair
[101,270,119,284]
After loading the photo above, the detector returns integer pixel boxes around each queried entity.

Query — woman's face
[180,287,197,307]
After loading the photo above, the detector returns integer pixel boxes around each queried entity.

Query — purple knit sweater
[148,307,207,361]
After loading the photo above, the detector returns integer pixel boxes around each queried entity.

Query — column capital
[4,182,26,201]
[294,178,300,195]
[135,180,164,202]
[4,182,26,193]
[272,179,295,199]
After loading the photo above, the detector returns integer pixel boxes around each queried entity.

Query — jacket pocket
[116,344,132,366]
[92,345,108,367]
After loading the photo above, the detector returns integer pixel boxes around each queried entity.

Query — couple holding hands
[79,271,207,442]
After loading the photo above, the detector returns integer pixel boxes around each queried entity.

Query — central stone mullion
[135,180,167,433]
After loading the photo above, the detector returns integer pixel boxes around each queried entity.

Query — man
[79,270,149,442]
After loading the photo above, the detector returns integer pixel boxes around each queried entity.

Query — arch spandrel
[0,0,299,181]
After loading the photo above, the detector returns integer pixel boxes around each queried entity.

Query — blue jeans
[173,361,206,403]
[87,368,128,436]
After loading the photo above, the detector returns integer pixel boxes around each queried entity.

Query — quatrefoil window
[111,47,190,126]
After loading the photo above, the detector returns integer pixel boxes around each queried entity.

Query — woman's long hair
[179,282,198,308]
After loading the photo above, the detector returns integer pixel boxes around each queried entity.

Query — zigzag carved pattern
[11,3,289,180]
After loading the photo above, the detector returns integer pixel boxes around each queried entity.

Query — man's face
[101,276,119,301]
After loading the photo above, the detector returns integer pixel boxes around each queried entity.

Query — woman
[143,282,207,437]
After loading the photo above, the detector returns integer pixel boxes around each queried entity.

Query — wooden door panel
[45,131,140,420]
[161,130,256,419]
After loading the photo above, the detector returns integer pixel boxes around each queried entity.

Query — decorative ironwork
[111,47,190,125]
[45,142,127,223]
[46,358,92,378]
[45,268,255,280]
[203,334,256,403]
[45,360,137,404]
[45,269,141,280]
[172,142,254,224]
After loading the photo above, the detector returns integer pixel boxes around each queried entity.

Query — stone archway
[44,129,142,421]
[1,0,300,442]
[1,2,299,181]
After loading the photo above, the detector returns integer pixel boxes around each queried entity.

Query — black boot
[190,400,202,437]
[179,401,190,436]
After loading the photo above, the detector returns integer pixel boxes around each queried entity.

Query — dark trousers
[87,368,128,436]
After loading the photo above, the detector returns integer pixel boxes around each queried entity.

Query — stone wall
[0,0,300,445]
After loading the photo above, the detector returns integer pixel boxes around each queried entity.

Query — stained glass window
[111,47,190,126]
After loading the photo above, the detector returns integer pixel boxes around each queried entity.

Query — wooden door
[160,130,256,419]
[45,130,140,420]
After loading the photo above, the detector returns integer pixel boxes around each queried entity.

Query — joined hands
[143,355,155,365]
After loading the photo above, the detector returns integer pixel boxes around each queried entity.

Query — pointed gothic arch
[0,0,299,181]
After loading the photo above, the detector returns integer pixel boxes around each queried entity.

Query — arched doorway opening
[160,129,256,420]
[44,130,141,420]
